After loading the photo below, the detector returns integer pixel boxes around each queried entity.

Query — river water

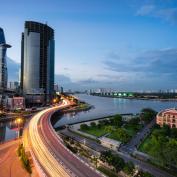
[0,120,21,143]
[54,94,177,128]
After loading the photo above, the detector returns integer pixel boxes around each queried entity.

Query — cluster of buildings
[0,21,62,110]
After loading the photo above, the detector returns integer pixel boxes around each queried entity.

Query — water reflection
[0,119,25,143]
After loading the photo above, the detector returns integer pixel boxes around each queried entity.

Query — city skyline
[1,0,177,90]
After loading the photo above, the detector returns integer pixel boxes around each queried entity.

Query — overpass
[24,100,103,177]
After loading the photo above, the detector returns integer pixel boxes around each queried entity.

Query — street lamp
[15,117,22,138]
[53,98,57,104]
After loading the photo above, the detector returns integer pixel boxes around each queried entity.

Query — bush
[123,162,135,175]
[90,122,96,127]
[100,151,125,172]
[97,166,117,177]
[17,144,32,174]
[80,124,88,130]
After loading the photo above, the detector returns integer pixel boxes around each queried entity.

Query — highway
[27,100,103,177]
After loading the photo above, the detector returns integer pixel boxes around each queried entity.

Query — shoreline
[90,94,177,102]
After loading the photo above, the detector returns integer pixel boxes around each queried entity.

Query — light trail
[27,99,103,177]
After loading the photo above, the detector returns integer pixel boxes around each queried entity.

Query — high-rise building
[21,21,55,103]
[0,28,11,89]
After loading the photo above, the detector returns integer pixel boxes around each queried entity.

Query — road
[26,100,103,177]
[60,128,174,177]
[121,118,156,153]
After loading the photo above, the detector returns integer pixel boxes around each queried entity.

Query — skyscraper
[0,28,11,89]
[21,21,55,103]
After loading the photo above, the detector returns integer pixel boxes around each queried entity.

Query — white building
[99,137,121,151]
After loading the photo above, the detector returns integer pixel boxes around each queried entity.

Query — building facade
[0,28,11,89]
[156,108,177,128]
[21,21,55,103]
[7,97,25,110]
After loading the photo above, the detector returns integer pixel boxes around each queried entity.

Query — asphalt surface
[27,100,103,177]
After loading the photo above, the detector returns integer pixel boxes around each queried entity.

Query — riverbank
[62,102,93,113]
[90,94,177,102]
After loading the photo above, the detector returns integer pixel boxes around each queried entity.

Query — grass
[80,126,107,137]
[107,132,122,142]
[97,166,118,177]
[107,131,130,143]
[138,135,152,153]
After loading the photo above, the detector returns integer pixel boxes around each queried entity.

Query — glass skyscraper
[0,28,11,89]
[21,21,55,103]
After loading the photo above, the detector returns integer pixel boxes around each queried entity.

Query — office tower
[0,28,11,89]
[21,21,55,103]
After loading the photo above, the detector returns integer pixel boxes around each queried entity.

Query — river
[54,94,177,128]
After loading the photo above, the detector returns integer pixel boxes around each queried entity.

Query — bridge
[24,99,103,177]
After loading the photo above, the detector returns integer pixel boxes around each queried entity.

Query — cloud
[104,48,177,74]
[156,8,177,23]
[136,4,177,24]
[136,5,155,16]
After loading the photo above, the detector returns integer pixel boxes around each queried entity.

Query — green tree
[100,151,125,172]
[170,128,177,139]
[80,124,88,130]
[90,122,96,127]
[129,117,140,125]
[162,124,171,136]
[116,128,130,143]
[141,108,156,123]
[104,126,114,133]
[123,162,135,175]
[163,139,177,166]
[113,114,123,127]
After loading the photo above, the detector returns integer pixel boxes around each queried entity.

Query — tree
[129,117,140,125]
[80,124,88,130]
[163,139,177,166]
[104,126,113,133]
[123,162,135,175]
[170,128,177,139]
[100,151,125,172]
[141,108,157,124]
[113,114,123,127]
[162,124,171,136]
[113,155,125,172]
[90,122,96,127]
[115,128,130,143]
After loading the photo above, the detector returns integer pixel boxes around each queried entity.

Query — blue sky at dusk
[1,0,177,91]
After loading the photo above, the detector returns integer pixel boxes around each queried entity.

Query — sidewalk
[0,139,39,177]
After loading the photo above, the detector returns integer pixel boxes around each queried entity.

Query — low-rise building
[7,97,25,110]
[156,108,177,128]
[99,137,121,151]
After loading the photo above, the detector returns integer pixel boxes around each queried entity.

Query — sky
[1,0,177,91]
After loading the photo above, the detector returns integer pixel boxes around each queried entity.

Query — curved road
[26,100,103,177]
